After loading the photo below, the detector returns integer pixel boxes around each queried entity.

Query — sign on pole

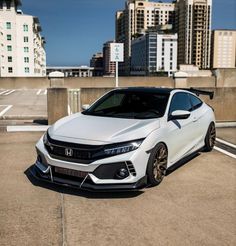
[110,43,124,88]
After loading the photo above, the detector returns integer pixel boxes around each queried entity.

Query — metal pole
[116,61,118,88]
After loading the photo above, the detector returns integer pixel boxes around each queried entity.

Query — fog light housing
[116,168,129,179]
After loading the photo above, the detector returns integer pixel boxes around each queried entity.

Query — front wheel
[204,122,216,152]
[146,143,168,186]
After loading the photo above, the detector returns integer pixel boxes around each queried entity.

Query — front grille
[46,133,104,164]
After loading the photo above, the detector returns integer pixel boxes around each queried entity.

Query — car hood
[48,113,160,145]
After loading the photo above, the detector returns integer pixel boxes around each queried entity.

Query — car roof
[115,87,174,94]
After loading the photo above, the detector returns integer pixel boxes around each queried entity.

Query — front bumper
[30,162,148,191]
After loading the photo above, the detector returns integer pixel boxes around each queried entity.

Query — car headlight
[103,139,144,156]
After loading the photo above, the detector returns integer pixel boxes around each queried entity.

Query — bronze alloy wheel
[147,143,168,186]
[204,122,216,152]
[209,123,216,149]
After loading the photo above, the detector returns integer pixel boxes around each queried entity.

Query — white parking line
[0,105,13,116]
[4,90,15,96]
[7,125,49,132]
[0,90,10,95]
[36,89,42,95]
[216,138,236,149]
[44,89,47,95]
[214,146,236,159]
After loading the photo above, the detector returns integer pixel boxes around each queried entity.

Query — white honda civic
[31,87,216,191]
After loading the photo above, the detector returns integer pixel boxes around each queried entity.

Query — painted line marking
[216,122,236,128]
[216,138,236,149]
[4,90,15,96]
[214,146,236,159]
[44,90,47,95]
[0,90,10,95]
[7,125,50,132]
[0,105,13,116]
[37,89,42,95]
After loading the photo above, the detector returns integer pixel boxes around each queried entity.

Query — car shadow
[24,166,144,199]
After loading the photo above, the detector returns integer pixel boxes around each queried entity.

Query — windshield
[83,90,169,119]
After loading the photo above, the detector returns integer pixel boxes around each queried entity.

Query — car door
[166,92,197,165]
[189,94,207,148]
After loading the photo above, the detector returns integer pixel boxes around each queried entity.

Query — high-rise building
[175,0,212,69]
[211,30,236,69]
[90,52,104,76]
[116,0,175,75]
[0,0,46,77]
[103,41,116,76]
[131,31,178,76]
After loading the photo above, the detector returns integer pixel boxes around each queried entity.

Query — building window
[24,47,29,52]
[6,22,11,29]
[8,56,12,62]
[25,67,30,73]
[7,34,11,41]
[7,45,12,51]
[24,36,29,42]
[6,0,11,9]
[24,57,29,63]
[23,24,29,32]
[8,67,13,73]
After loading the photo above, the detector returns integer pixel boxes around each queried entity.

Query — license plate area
[54,167,88,178]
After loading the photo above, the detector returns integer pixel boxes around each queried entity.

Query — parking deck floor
[0,131,235,246]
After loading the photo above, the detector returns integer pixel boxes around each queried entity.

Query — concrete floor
[0,132,235,246]
[0,89,47,118]
[217,128,236,145]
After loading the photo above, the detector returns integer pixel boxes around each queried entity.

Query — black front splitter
[29,165,148,192]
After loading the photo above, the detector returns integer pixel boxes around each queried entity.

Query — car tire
[147,143,168,186]
[204,122,216,152]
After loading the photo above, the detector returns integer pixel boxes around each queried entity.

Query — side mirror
[82,104,90,110]
[169,110,191,121]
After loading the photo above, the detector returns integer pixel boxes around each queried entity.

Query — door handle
[193,117,198,122]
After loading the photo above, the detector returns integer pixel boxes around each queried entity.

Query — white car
[31,87,216,191]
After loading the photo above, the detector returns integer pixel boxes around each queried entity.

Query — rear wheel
[204,122,216,152]
[147,143,168,186]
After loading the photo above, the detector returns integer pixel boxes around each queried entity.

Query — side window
[169,92,192,114]
[190,94,203,110]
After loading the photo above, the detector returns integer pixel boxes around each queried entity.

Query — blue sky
[21,0,236,66]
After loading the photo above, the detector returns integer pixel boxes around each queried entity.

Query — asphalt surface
[0,131,235,246]
[0,89,47,119]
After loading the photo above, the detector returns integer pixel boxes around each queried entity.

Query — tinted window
[83,91,170,119]
[169,92,192,114]
[190,94,203,110]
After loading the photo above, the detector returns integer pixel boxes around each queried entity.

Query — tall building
[116,0,175,75]
[175,0,212,69]
[0,0,46,77]
[90,52,104,76]
[131,31,178,76]
[103,41,116,76]
[211,30,236,69]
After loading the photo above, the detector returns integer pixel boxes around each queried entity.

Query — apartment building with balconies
[0,0,46,77]
[116,0,175,75]
[175,0,212,69]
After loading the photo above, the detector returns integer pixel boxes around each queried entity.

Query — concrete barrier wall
[0,68,235,89]
[187,76,216,88]
[0,77,49,89]
[80,87,236,122]
[198,87,236,122]
[215,69,236,87]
